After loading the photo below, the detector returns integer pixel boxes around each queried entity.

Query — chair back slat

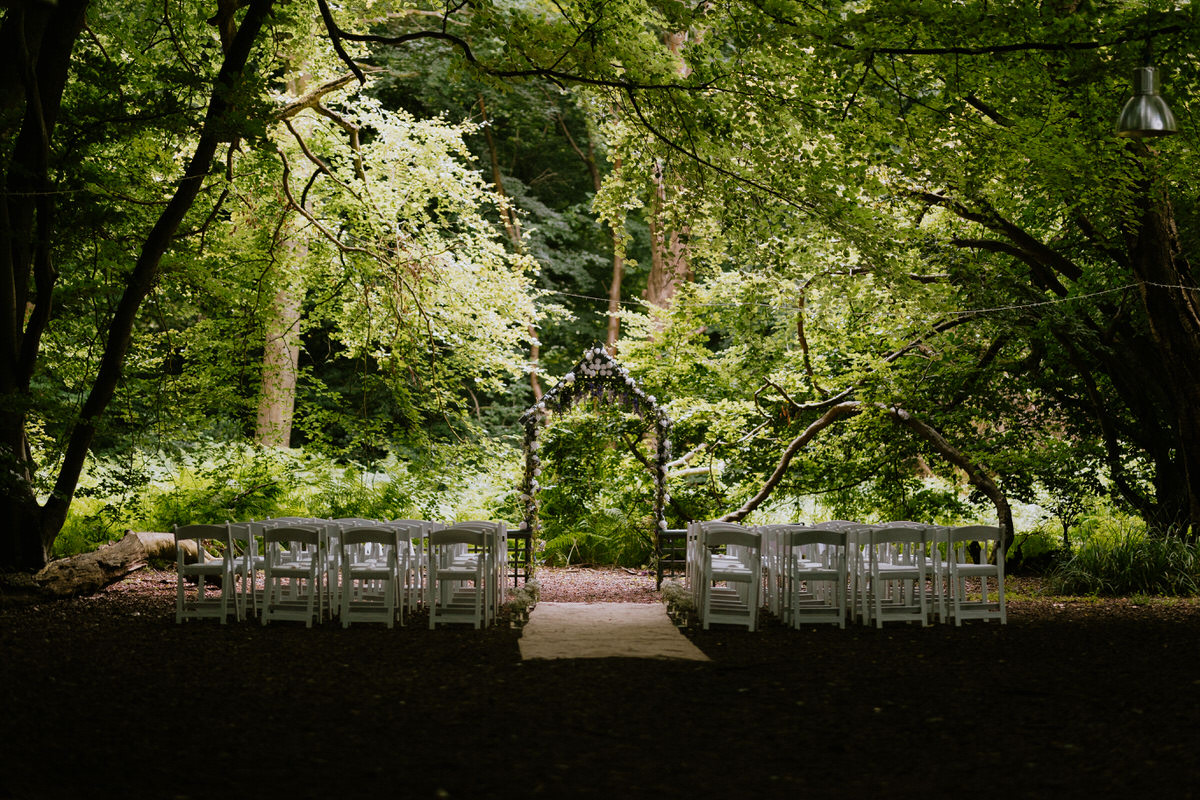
[339,527,400,548]
[264,526,322,546]
[700,522,760,551]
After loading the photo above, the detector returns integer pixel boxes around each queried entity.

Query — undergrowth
[1049,521,1200,596]
[53,441,521,558]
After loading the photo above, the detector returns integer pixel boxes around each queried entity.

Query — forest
[3,0,1199,592]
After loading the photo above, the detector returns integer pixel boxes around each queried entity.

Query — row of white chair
[172,518,509,629]
[686,521,763,631]
[426,520,508,629]
[687,520,1007,630]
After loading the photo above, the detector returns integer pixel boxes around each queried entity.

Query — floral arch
[518,347,672,551]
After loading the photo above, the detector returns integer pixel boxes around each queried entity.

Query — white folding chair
[864,525,929,627]
[778,526,848,628]
[756,524,809,619]
[261,525,325,627]
[329,518,385,614]
[337,526,402,628]
[427,523,494,629]
[451,520,507,624]
[814,521,871,623]
[390,519,441,610]
[173,524,236,624]
[873,520,948,623]
[226,521,267,620]
[946,525,1007,625]
[696,521,762,631]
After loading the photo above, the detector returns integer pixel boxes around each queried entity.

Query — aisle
[518,602,709,661]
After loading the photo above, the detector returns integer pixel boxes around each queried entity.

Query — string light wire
[540,281,1198,319]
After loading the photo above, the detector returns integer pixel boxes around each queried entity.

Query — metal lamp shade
[1116,66,1178,138]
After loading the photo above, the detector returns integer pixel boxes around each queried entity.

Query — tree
[1,0,279,569]
[573,1,1200,538]
[1,0,539,569]
[808,1,1200,535]
[364,16,639,381]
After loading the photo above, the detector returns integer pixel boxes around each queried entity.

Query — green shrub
[53,440,523,557]
[1005,526,1064,576]
[137,447,295,530]
[1049,523,1200,596]
[51,498,125,558]
[541,507,654,567]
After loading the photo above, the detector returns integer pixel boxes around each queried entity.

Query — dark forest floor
[2,567,1198,799]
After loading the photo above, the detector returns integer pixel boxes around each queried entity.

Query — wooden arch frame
[517,347,672,555]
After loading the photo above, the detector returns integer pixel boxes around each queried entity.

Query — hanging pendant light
[1116,66,1178,138]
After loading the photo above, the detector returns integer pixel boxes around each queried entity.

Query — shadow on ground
[1,570,1197,798]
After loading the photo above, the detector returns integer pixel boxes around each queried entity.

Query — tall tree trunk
[478,95,541,399]
[255,261,303,447]
[1130,185,1200,537]
[645,166,691,309]
[0,0,90,570]
[606,224,624,353]
[644,30,692,311]
[255,74,309,448]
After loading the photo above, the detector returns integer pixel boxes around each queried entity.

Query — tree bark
[255,74,309,448]
[255,266,303,447]
[34,531,184,597]
[645,166,691,309]
[1129,187,1200,537]
[644,29,692,312]
[606,238,625,353]
[0,0,92,570]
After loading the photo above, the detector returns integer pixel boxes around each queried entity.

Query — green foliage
[52,440,523,558]
[367,23,650,383]
[1005,524,1064,576]
[536,404,658,566]
[17,0,1200,577]
[1050,521,1200,597]
[541,506,654,568]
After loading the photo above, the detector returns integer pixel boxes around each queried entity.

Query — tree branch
[794,287,827,396]
[949,237,1069,296]
[918,190,1084,284]
[864,23,1185,57]
[885,405,1013,550]
[316,0,723,93]
[963,94,1013,127]
[790,313,983,413]
[719,401,861,521]
[275,69,379,120]
[718,400,1015,551]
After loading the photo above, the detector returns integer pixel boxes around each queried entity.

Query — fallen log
[34,531,189,598]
